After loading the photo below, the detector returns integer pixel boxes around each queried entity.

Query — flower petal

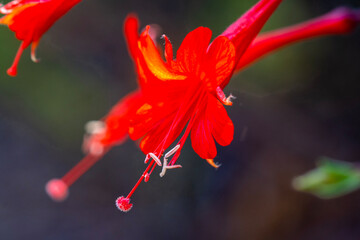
[176,27,212,74]
[191,94,233,159]
[191,99,217,159]
[124,14,140,60]
[208,96,234,146]
[100,90,144,146]
[204,36,236,90]
[138,26,186,81]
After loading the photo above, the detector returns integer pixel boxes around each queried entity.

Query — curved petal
[176,27,212,74]
[138,26,186,81]
[191,94,233,159]
[208,95,234,146]
[124,14,140,59]
[204,36,236,90]
[191,100,217,159]
[100,90,144,146]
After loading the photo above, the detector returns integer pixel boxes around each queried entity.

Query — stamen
[85,120,106,135]
[148,162,157,176]
[88,142,104,156]
[226,94,236,104]
[115,160,155,212]
[160,157,182,177]
[45,151,107,202]
[164,144,180,159]
[143,173,150,182]
[31,40,40,63]
[206,158,222,169]
[165,165,182,170]
[0,7,12,14]
[83,121,107,156]
[144,154,150,164]
[216,86,235,106]
[115,87,207,211]
[148,153,162,166]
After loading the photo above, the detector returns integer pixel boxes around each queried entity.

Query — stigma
[115,144,182,212]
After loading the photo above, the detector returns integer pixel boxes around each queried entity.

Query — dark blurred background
[0,0,360,239]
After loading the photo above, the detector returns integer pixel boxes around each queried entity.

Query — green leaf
[293,157,360,199]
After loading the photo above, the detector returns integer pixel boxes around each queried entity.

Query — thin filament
[62,148,109,187]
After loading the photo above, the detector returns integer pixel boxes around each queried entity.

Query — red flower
[0,0,81,76]
[45,0,360,211]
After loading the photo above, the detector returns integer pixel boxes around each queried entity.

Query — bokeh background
[0,0,360,239]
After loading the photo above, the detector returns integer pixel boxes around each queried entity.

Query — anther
[225,94,236,105]
[216,86,236,106]
[148,153,162,166]
[144,154,150,164]
[85,120,106,135]
[143,173,150,182]
[88,142,104,156]
[164,144,180,159]
[159,157,182,177]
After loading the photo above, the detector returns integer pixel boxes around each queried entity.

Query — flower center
[116,84,209,212]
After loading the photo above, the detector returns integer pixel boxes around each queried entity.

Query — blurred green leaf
[293,157,360,199]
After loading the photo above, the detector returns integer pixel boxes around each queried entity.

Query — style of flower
[45,0,360,212]
[0,0,81,76]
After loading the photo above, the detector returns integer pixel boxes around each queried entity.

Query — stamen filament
[148,162,157,176]
[46,148,109,202]
[62,152,106,186]
[126,160,155,199]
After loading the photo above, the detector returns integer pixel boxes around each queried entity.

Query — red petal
[176,27,212,74]
[191,96,217,159]
[124,14,140,59]
[138,26,186,81]
[191,94,234,159]
[130,82,201,154]
[204,36,236,90]
[100,90,143,146]
[208,95,234,146]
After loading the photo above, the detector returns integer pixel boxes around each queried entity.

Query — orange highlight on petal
[206,159,221,169]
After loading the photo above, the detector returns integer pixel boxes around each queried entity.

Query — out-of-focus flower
[46,91,144,202]
[46,0,360,212]
[237,7,360,70]
[293,157,360,199]
[0,0,81,76]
